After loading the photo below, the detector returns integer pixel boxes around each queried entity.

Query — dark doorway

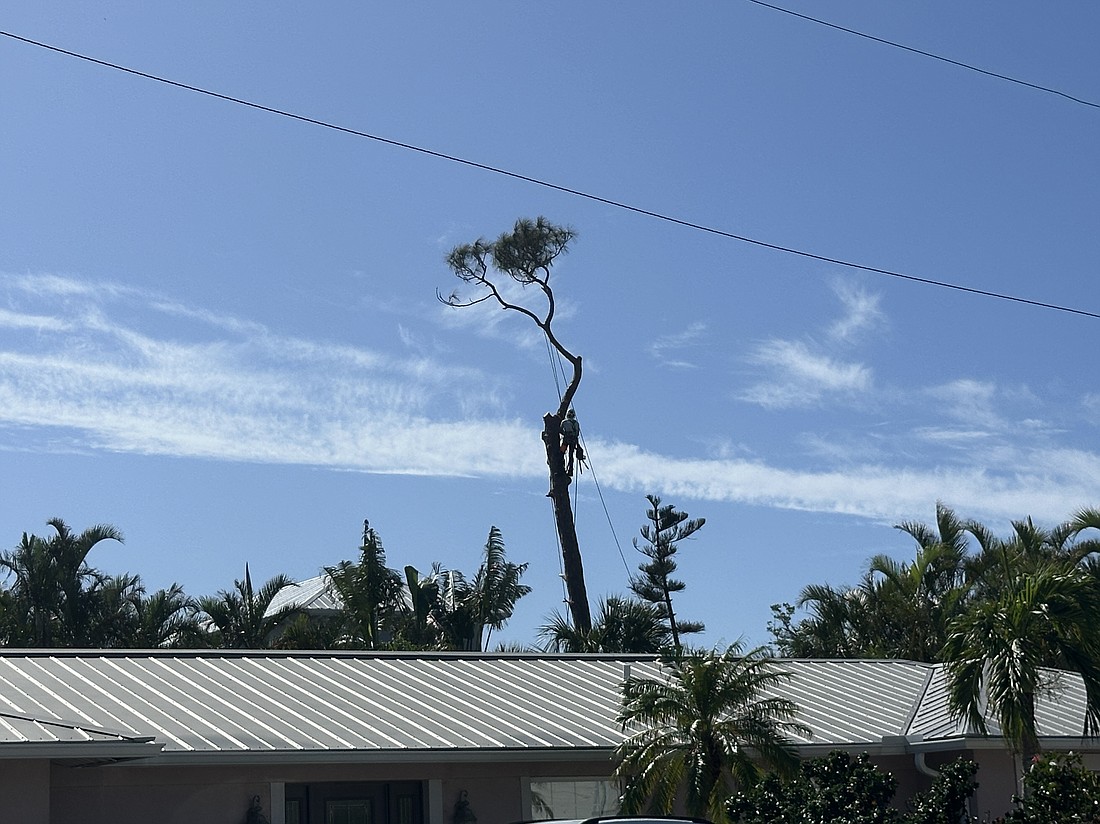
[284,781,423,824]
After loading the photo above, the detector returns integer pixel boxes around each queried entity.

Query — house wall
[40,746,1092,824]
[867,752,932,808]
[0,759,51,824]
[48,756,616,824]
[967,749,1019,820]
[847,748,1030,818]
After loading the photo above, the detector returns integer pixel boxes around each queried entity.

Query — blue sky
[1,2,1097,648]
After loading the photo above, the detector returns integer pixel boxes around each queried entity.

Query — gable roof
[0,651,1095,764]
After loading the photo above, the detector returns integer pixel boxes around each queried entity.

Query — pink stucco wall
[48,758,614,824]
[0,759,51,824]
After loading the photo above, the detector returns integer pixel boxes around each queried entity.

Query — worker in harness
[559,408,584,476]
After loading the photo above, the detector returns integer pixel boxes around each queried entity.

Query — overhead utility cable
[2,29,1097,321]
[745,0,1099,110]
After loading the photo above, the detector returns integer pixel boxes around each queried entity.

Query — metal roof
[266,574,343,616]
[0,710,161,764]
[770,659,934,746]
[0,651,1095,764]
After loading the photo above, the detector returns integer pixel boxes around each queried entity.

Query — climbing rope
[577,428,632,578]
[544,333,565,405]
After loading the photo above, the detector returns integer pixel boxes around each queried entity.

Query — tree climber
[559,408,585,476]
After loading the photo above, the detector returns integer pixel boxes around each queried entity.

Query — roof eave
[120,746,618,768]
[0,739,163,762]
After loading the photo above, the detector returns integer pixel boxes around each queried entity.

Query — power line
[2,29,1097,321]
[746,0,1100,110]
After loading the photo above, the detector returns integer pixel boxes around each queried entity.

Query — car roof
[519,818,714,824]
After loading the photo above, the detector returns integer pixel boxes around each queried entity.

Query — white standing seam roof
[266,575,343,616]
[0,709,161,764]
[0,651,1095,764]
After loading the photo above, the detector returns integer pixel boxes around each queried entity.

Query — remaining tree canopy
[441,216,592,632]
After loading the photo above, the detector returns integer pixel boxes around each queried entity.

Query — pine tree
[629,495,705,651]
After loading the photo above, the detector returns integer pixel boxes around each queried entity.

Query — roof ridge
[901,663,937,737]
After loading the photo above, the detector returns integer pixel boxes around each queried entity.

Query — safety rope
[577,429,632,578]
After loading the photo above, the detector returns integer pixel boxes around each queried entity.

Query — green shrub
[728,750,898,824]
[903,758,977,824]
[1004,752,1100,823]
[727,752,982,824]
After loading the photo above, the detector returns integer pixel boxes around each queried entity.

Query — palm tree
[197,565,294,649]
[1066,507,1100,561]
[128,583,205,648]
[81,572,145,647]
[0,519,123,646]
[616,642,808,823]
[395,564,443,648]
[468,526,531,650]
[433,527,532,651]
[778,503,980,662]
[863,539,971,661]
[785,579,876,658]
[325,522,405,650]
[539,596,670,653]
[942,560,1100,770]
[272,613,347,650]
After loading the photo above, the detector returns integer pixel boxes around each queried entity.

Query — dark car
[520,818,714,824]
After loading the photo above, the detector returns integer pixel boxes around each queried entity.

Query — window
[529,779,621,820]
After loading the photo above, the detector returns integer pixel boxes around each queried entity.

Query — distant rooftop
[265,573,343,617]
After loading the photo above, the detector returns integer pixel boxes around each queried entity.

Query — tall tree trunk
[544,412,592,632]
[1019,691,1040,797]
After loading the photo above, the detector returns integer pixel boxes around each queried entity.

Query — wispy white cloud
[0,307,71,333]
[913,427,994,444]
[926,379,1001,428]
[8,272,131,299]
[740,340,872,408]
[1082,393,1100,419]
[586,438,1099,528]
[0,273,1095,533]
[828,280,885,343]
[649,322,707,368]
[0,273,512,468]
[738,279,878,409]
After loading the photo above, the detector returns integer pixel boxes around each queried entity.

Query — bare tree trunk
[543,412,592,632]
[442,218,593,634]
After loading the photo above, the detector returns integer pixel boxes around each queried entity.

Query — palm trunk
[1019,691,1040,796]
